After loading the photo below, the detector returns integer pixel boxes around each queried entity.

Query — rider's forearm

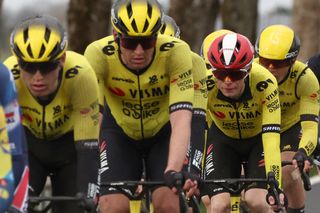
[299,119,318,156]
[165,110,192,172]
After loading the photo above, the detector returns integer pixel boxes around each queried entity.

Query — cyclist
[199,29,235,212]
[160,14,208,179]
[84,0,198,212]
[4,15,100,213]
[0,64,15,213]
[1,62,29,212]
[205,33,285,213]
[255,24,319,213]
[306,54,320,174]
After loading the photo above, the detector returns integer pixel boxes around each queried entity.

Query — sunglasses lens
[120,36,156,50]
[213,70,248,82]
[18,60,59,74]
[259,57,290,69]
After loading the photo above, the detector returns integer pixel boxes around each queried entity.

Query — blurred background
[0,0,319,62]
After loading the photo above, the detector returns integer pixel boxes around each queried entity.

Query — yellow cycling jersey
[191,52,208,116]
[255,59,320,156]
[207,62,282,183]
[85,34,194,140]
[4,51,99,142]
[0,106,12,181]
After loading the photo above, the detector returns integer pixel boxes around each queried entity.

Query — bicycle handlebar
[201,176,276,195]
[102,180,194,213]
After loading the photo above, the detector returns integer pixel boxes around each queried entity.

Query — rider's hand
[293,148,313,172]
[266,187,288,212]
[164,170,185,189]
[164,170,200,197]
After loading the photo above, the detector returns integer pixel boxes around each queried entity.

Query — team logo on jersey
[213,111,225,119]
[243,102,250,109]
[108,87,125,96]
[53,105,62,116]
[65,66,80,79]
[256,78,274,92]
[194,83,200,90]
[22,113,32,122]
[149,75,159,85]
[80,108,91,115]
[310,92,318,100]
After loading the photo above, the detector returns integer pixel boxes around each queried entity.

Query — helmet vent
[239,54,247,64]
[147,3,152,18]
[235,41,240,52]
[39,44,46,58]
[23,28,28,43]
[119,19,129,34]
[48,42,59,59]
[131,19,138,32]
[210,53,217,65]
[218,41,223,52]
[142,20,149,33]
[160,23,167,34]
[126,4,133,18]
[27,44,34,58]
[14,44,24,59]
[152,19,162,34]
[44,27,51,42]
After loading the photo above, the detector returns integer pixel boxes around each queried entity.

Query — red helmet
[207,33,254,72]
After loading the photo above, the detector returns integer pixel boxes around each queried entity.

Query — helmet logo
[285,50,298,59]
[222,34,237,66]
[111,9,118,24]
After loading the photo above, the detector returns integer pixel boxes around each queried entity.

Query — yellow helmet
[111,0,163,37]
[10,15,67,62]
[159,15,180,38]
[200,29,233,67]
[255,25,300,60]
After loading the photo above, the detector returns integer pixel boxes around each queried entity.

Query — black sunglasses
[259,57,291,69]
[213,69,249,82]
[119,35,157,50]
[18,60,60,75]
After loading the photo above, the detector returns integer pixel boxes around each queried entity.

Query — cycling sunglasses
[259,57,291,69]
[119,35,157,50]
[213,69,249,82]
[18,60,60,75]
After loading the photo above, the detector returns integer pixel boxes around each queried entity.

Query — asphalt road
[305,176,320,212]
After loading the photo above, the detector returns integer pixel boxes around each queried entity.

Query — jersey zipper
[137,75,145,139]
[232,103,242,139]
[42,105,47,140]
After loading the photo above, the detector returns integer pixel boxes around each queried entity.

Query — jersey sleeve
[70,60,100,142]
[296,68,320,155]
[84,42,109,108]
[260,75,282,187]
[167,41,194,112]
[191,52,208,116]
